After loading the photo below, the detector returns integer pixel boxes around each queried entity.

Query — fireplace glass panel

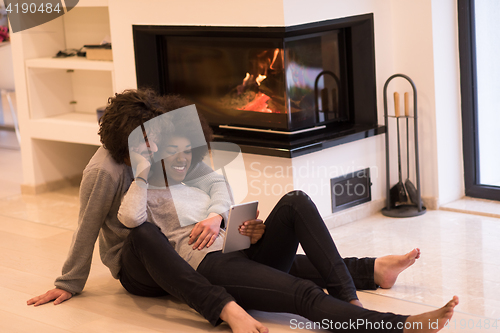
[163,31,346,131]
[164,37,290,130]
[135,14,378,138]
[285,30,346,128]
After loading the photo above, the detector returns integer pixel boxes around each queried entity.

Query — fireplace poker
[404,92,421,206]
[389,92,408,206]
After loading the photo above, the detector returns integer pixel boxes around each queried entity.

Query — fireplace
[133,14,384,157]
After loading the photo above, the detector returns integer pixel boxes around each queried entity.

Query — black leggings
[120,191,408,331]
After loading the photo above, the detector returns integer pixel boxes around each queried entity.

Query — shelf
[26,57,113,71]
[29,112,101,146]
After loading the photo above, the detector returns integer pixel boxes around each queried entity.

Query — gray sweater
[54,147,230,294]
[117,182,228,270]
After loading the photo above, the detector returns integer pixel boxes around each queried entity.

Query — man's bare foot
[374,248,421,288]
[220,301,269,333]
[404,296,458,333]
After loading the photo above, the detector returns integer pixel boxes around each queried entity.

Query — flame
[256,74,267,86]
[232,48,284,113]
[269,48,280,70]
[242,72,251,84]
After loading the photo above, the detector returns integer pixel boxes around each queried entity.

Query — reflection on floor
[0,147,499,332]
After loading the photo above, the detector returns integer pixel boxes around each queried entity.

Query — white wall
[431,0,464,204]
[389,0,464,206]
[389,0,439,205]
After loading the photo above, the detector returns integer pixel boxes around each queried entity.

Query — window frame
[458,0,500,200]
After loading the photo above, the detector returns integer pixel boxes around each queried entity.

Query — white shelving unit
[25,56,114,145]
[11,2,115,192]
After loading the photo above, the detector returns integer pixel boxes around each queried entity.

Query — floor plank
[0,309,71,333]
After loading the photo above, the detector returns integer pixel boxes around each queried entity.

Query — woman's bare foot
[374,248,421,288]
[404,296,458,333]
[220,301,269,333]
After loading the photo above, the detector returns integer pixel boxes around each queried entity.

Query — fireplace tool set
[381,74,426,217]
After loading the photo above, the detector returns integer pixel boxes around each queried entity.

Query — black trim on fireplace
[133,14,381,156]
[214,124,386,158]
[133,14,377,127]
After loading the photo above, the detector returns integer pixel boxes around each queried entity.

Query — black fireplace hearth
[133,13,385,157]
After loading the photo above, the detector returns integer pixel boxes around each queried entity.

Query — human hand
[189,213,222,250]
[239,218,265,244]
[27,288,72,306]
[129,151,152,180]
[349,299,363,308]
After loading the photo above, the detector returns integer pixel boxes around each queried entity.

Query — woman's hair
[98,88,212,165]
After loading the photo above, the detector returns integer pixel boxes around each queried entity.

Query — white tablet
[222,201,259,253]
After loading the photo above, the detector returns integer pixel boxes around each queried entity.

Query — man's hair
[98,89,212,164]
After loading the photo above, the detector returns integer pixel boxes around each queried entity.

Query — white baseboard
[422,196,439,210]
[323,196,438,229]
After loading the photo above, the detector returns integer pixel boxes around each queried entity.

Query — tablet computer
[222,201,259,253]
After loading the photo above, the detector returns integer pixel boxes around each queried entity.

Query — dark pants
[119,222,233,326]
[197,191,407,332]
[120,191,408,331]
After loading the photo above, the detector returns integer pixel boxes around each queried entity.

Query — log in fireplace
[133,14,384,157]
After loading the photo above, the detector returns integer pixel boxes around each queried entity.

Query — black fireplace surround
[133,13,385,157]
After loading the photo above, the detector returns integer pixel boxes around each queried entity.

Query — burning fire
[270,48,280,70]
[232,48,282,113]
[240,92,272,112]
[256,74,267,86]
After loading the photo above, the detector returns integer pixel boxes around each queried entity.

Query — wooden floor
[0,145,498,332]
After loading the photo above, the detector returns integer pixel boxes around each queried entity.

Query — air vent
[331,168,371,213]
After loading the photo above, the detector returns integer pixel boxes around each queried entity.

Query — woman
[117,107,458,333]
